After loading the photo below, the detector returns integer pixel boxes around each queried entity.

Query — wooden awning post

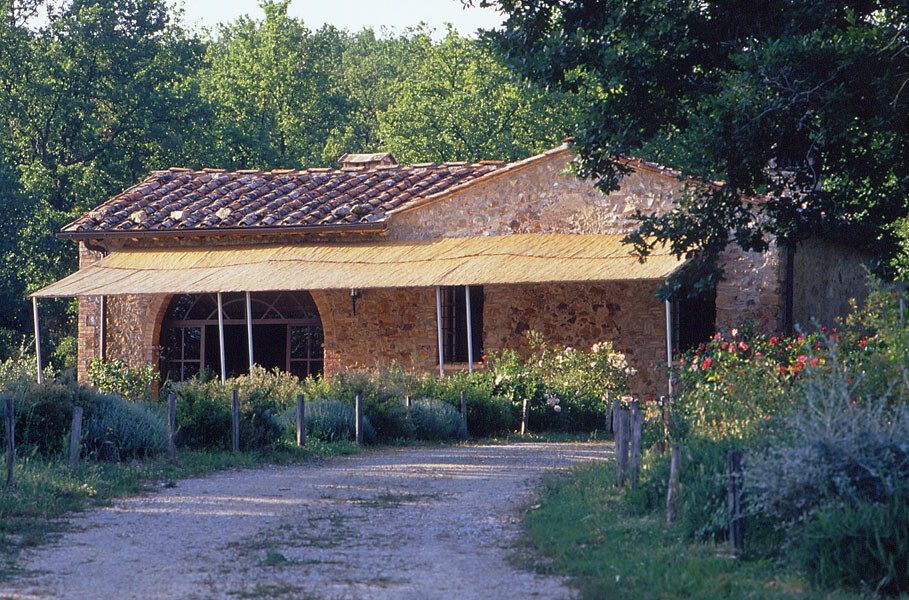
[245,291,254,378]
[217,292,226,383]
[465,285,474,374]
[436,286,444,377]
[32,297,43,384]
[665,299,673,399]
[99,295,106,360]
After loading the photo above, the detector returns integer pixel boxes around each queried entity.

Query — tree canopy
[478,0,909,296]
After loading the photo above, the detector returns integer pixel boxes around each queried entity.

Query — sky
[175,0,506,37]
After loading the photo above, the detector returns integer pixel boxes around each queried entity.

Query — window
[440,286,483,363]
[160,291,323,381]
[672,287,716,355]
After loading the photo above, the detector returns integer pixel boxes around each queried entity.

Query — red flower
[821,326,828,333]
[809,357,819,367]
[738,341,748,351]
[769,336,778,345]
[797,355,808,363]
[702,357,712,369]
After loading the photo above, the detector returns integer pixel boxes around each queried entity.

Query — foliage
[82,396,167,461]
[280,399,375,444]
[522,462,855,600]
[169,367,301,450]
[672,323,831,441]
[380,28,580,164]
[4,380,101,456]
[410,371,512,438]
[799,484,909,596]
[745,369,909,538]
[86,358,158,402]
[481,0,909,294]
[485,332,630,432]
[409,397,467,441]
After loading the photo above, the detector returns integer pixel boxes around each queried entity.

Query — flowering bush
[87,358,158,402]
[672,323,832,441]
[486,332,632,431]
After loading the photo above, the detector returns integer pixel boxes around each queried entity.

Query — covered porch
[32,234,684,396]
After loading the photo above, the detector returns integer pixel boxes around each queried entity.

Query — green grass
[0,438,361,581]
[521,461,873,600]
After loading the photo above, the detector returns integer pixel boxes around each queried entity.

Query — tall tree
[478,0,909,293]
[379,28,583,163]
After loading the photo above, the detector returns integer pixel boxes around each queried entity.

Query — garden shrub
[411,373,511,437]
[87,358,158,402]
[281,399,375,443]
[485,333,629,433]
[82,396,167,460]
[6,380,102,456]
[745,368,909,534]
[410,397,467,440]
[798,484,909,596]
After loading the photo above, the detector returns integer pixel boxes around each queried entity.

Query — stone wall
[76,242,170,383]
[387,148,682,240]
[715,241,785,333]
[483,281,668,397]
[315,287,440,375]
[793,237,870,329]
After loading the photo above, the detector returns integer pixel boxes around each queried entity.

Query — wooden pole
[520,398,529,435]
[616,409,630,488]
[630,402,643,492]
[355,394,364,445]
[68,406,83,469]
[217,292,227,384]
[611,394,618,435]
[460,389,468,435]
[246,291,255,377]
[728,450,744,553]
[32,297,43,384]
[296,394,305,447]
[167,392,176,463]
[465,286,474,373]
[667,443,681,523]
[404,395,412,408]
[99,295,106,360]
[231,389,239,453]
[4,396,14,486]
[435,287,445,377]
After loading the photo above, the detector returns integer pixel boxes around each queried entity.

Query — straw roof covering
[32,234,685,298]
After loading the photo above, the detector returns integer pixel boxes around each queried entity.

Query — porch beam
[32,297,43,384]
[99,295,106,360]
[246,291,254,377]
[465,286,474,374]
[436,286,444,377]
[665,299,673,399]
[217,292,226,383]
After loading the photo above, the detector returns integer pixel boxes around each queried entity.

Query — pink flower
[738,341,748,351]
[797,355,808,363]
[702,357,712,369]
[809,357,819,367]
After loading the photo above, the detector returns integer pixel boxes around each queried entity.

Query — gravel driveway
[1,442,611,600]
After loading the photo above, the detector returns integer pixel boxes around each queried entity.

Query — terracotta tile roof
[63,161,504,236]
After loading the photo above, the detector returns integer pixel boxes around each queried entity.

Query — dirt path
[1,442,611,600]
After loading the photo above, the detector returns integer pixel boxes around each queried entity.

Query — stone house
[34,144,869,397]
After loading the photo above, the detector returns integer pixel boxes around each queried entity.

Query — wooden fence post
[355,394,364,445]
[460,390,468,435]
[667,443,681,523]
[611,395,618,435]
[728,449,744,553]
[167,392,176,463]
[231,389,240,454]
[404,395,412,408]
[68,406,83,469]
[630,402,643,492]
[615,408,630,488]
[521,398,530,435]
[296,394,305,447]
[4,396,13,486]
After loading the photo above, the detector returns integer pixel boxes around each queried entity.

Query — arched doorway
[159,291,323,381]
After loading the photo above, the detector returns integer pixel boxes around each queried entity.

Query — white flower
[553,405,562,413]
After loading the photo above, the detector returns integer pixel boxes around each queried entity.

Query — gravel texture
[1,442,611,600]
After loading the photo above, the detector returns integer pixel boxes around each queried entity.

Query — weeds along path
[2,442,609,600]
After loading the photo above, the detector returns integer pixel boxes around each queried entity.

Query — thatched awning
[32,234,685,297]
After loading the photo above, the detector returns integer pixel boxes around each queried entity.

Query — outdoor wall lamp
[350,288,361,315]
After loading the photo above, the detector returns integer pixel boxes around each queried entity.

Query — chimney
[338,152,398,170]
